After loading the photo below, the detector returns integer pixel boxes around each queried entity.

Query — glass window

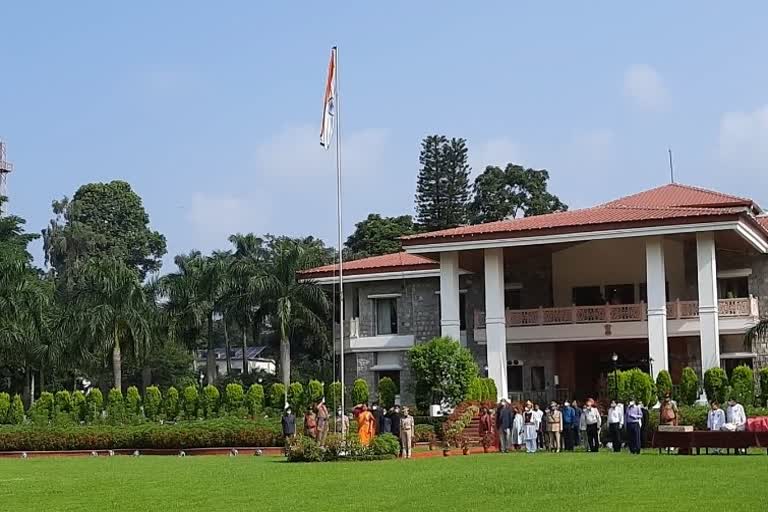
[572,286,603,306]
[508,365,523,392]
[718,277,749,299]
[530,366,545,391]
[459,293,467,331]
[352,287,360,318]
[374,298,398,335]
[505,289,522,310]
[605,284,635,305]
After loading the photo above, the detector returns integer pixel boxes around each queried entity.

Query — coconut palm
[252,241,329,391]
[745,320,768,352]
[63,257,151,390]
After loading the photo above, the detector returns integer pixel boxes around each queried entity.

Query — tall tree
[344,214,418,259]
[63,258,151,390]
[41,181,167,278]
[469,164,567,223]
[254,241,329,394]
[415,135,471,231]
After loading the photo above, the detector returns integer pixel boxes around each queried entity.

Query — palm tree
[162,251,229,384]
[64,258,151,390]
[253,241,329,391]
[226,233,268,376]
[745,320,768,352]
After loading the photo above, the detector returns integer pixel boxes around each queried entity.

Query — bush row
[0,418,283,451]
[285,433,400,462]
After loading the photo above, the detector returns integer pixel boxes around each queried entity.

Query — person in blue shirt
[624,399,643,455]
[561,401,576,451]
[572,400,583,449]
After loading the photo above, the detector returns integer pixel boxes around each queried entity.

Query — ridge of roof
[600,183,754,209]
[299,251,437,277]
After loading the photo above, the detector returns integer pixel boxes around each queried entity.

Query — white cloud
[186,193,270,248]
[569,129,615,162]
[255,124,390,177]
[718,105,768,172]
[470,136,523,175]
[623,64,668,111]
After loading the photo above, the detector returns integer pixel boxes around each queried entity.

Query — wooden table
[651,430,768,455]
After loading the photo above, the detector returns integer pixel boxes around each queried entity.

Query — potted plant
[442,428,458,457]
[459,434,470,455]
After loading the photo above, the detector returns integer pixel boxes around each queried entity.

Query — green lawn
[1,452,767,511]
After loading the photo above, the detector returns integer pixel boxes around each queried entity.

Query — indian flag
[319,47,337,149]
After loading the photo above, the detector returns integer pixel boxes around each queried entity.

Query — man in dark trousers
[498,400,514,453]
[389,406,402,450]
[372,402,385,436]
[561,401,576,451]
[625,399,643,455]
[281,407,296,444]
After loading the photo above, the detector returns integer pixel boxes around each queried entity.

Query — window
[352,287,360,318]
[605,284,635,305]
[459,293,467,331]
[572,286,603,306]
[505,289,522,310]
[530,366,545,391]
[374,298,398,335]
[639,282,670,303]
[718,277,749,299]
[508,365,523,392]
[724,358,753,378]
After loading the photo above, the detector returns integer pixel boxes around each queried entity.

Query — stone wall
[750,254,768,370]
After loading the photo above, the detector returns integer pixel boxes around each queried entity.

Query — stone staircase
[464,415,483,444]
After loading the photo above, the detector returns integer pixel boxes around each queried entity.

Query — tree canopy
[344,213,418,259]
[42,181,167,278]
[415,135,471,231]
[469,164,567,224]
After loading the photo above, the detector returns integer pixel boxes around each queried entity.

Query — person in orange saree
[357,404,375,446]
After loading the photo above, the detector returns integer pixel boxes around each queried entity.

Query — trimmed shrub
[0,392,10,424]
[245,384,264,417]
[618,369,655,407]
[288,382,305,412]
[225,383,245,415]
[680,367,700,406]
[703,367,728,404]
[106,388,125,424]
[655,370,673,403]
[201,385,220,419]
[8,395,24,425]
[377,377,398,409]
[86,389,103,423]
[54,390,72,414]
[269,383,286,409]
[182,386,199,419]
[71,391,87,423]
[730,365,754,405]
[466,377,484,401]
[144,386,162,421]
[351,379,369,405]
[327,381,342,412]
[125,386,142,418]
[30,392,54,425]
[760,368,768,407]
[307,380,324,406]
[164,386,180,421]
[408,337,478,408]
[371,432,400,457]
[483,378,498,401]
[0,417,283,451]
[414,423,436,443]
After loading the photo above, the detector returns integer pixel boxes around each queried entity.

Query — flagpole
[333,46,346,427]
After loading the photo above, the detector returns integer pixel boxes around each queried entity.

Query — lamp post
[611,352,619,401]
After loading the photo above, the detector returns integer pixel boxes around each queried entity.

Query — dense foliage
[729,365,754,405]
[344,214,419,259]
[377,377,398,409]
[703,367,728,404]
[680,367,700,406]
[285,432,399,462]
[351,379,369,405]
[408,337,477,408]
[415,135,471,230]
[655,370,673,402]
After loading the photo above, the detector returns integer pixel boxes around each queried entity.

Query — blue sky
[3,2,768,271]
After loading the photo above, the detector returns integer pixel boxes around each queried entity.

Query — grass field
[1,452,767,512]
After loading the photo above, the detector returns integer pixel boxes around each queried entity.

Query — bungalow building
[300,184,768,404]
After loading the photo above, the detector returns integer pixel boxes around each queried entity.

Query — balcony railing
[474,296,759,328]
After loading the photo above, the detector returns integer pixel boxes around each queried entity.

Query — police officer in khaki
[400,407,415,458]
[545,401,563,452]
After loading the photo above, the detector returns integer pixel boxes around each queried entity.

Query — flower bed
[285,433,400,462]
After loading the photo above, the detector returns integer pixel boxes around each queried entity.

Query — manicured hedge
[0,418,282,451]
[285,432,399,462]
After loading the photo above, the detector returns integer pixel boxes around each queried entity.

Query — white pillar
[439,251,461,341]
[645,237,669,378]
[696,232,720,373]
[484,248,508,400]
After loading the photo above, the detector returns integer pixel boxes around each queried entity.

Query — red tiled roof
[403,184,760,245]
[758,217,768,231]
[300,252,437,279]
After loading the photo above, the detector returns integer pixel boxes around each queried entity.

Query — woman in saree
[357,404,376,446]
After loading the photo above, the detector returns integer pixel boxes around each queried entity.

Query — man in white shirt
[583,398,601,452]
[607,400,624,452]
[726,399,747,431]
[707,401,726,454]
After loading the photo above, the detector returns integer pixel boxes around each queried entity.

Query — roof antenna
[668,148,675,183]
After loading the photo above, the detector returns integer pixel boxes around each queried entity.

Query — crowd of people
[482,393,750,455]
[281,400,415,458]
